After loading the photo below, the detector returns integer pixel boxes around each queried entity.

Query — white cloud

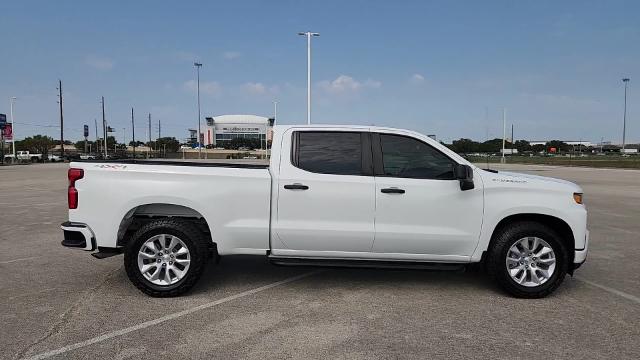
[410,73,425,84]
[242,82,280,95]
[183,80,222,96]
[85,55,114,70]
[318,75,382,94]
[223,51,241,60]
[244,82,267,94]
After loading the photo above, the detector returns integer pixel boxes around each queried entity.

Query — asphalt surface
[1,163,639,360]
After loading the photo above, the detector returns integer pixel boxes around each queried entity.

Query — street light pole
[10,97,16,163]
[622,78,630,152]
[101,96,107,158]
[298,31,319,125]
[194,62,203,159]
[58,80,64,159]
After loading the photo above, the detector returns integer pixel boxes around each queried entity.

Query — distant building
[528,140,596,147]
[200,115,274,147]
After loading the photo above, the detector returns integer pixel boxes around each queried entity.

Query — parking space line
[22,270,322,360]
[0,256,43,264]
[576,277,640,304]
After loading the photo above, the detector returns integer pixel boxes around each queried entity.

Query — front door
[372,133,483,259]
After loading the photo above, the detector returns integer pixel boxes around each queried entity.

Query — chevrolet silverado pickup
[61,125,588,298]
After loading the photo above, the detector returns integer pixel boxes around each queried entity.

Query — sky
[1,0,638,144]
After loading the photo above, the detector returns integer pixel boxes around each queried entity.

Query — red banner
[1,123,12,140]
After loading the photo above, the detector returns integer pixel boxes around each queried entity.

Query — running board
[268,256,467,271]
[91,247,123,259]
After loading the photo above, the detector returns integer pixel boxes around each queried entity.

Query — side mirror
[455,164,474,191]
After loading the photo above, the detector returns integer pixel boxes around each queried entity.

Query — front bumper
[573,229,589,268]
[61,221,96,251]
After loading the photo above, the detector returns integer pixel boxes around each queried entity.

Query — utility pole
[484,106,489,142]
[10,97,16,163]
[101,96,107,158]
[298,31,319,125]
[194,62,203,159]
[131,108,136,158]
[58,80,64,158]
[622,78,630,152]
[158,118,161,157]
[94,118,99,154]
[148,113,152,156]
[501,108,506,163]
[511,123,514,145]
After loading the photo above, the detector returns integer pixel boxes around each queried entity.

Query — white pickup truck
[61,125,588,298]
[4,150,42,162]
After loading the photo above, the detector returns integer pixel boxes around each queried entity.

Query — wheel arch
[116,203,214,250]
[487,213,575,269]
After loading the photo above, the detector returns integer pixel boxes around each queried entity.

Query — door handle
[284,183,309,190]
[381,187,405,194]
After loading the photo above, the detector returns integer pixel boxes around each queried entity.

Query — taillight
[68,168,84,209]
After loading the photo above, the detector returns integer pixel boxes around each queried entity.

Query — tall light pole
[101,96,107,158]
[194,62,203,159]
[58,80,64,159]
[10,97,16,163]
[298,31,319,125]
[622,78,630,152]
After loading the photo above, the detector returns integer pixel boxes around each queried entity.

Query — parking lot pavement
[1,163,639,360]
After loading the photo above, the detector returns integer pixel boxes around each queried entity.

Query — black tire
[487,221,569,298]
[124,218,210,297]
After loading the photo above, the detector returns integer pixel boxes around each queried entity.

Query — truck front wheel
[124,219,210,297]
[487,221,569,298]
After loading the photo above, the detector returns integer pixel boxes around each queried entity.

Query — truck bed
[76,158,270,168]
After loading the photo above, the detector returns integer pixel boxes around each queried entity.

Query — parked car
[48,154,62,162]
[61,124,588,298]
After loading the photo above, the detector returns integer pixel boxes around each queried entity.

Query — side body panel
[68,163,272,255]
[470,170,588,262]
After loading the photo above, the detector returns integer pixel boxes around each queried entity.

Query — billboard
[2,124,13,140]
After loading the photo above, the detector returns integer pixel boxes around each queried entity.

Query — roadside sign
[0,114,6,129]
[2,123,13,140]
[84,125,89,138]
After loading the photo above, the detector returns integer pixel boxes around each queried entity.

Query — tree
[531,144,546,153]
[75,140,97,151]
[479,138,511,153]
[148,137,180,153]
[545,140,570,153]
[514,140,531,153]
[15,135,55,159]
[129,140,145,147]
[450,138,480,154]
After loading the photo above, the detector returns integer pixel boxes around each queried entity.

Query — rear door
[271,129,375,255]
[372,132,483,259]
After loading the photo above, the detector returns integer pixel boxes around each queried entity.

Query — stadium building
[201,115,274,147]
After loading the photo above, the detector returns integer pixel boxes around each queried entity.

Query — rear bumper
[61,221,96,251]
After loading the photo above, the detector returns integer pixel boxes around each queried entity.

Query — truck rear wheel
[124,219,210,297]
[487,221,568,298]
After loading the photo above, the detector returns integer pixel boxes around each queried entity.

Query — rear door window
[294,132,364,175]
